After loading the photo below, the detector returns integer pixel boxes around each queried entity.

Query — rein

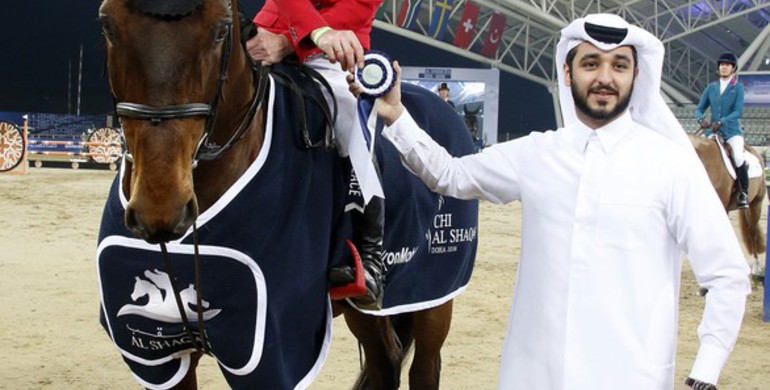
[159,224,210,354]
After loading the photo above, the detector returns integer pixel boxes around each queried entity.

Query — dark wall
[0,1,556,139]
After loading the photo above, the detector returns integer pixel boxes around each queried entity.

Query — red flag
[481,12,506,57]
[453,0,479,49]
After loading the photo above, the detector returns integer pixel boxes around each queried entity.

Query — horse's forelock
[131,0,205,17]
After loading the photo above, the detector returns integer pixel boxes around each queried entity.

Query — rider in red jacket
[251,0,381,66]
[247,0,387,311]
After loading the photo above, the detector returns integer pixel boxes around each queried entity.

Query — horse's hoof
[697,287,709,296]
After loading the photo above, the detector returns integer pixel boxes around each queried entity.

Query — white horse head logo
[117,269,221,323]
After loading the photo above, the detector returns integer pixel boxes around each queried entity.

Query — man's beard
[571,81,633,123]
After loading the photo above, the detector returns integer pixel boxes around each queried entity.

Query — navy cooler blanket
[356,83,479,315]
[97,69,348,389]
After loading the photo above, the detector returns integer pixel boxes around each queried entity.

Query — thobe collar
[571,111,633,154]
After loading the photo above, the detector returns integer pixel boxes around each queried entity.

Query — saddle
[707,134,762,181]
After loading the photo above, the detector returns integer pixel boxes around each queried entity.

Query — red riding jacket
[254,0,383,62]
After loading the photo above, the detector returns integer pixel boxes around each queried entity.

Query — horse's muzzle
[125,198,198,244]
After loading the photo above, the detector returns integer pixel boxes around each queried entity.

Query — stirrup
[348,263,384,311]
[737,194,749,209]
[329,240,367,300]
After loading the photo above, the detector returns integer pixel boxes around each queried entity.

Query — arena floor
[0,168,767,389]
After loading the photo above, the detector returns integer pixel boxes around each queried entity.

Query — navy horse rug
[98,72,348,389]
[354,83,479,315]
[97,70,478,389]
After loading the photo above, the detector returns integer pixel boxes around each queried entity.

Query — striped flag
[396,0,423,29]
[453,0,479,48]
[428,0,454,40]
[481,12,506,57]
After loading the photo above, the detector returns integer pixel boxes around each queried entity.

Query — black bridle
[115,1,268,168]
[110,0,269,355]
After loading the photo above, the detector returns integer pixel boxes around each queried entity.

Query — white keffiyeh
[556,14,693,152]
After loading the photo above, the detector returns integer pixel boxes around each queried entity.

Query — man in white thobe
[350,13,750,390]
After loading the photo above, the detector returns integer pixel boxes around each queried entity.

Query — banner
[452,0,479,48]
[396,0,423,29]
[428,0,454,40]
[742,74,770,105]
[481,12,506,58]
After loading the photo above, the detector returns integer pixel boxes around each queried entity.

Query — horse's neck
[193,63,266,212]
[194,113,265,212]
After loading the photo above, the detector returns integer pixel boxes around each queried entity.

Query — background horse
[463,105,484,152]
[97,0,477,389]
[689,134,766,284]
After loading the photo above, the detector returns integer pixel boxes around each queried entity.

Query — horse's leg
[408,300,453,390]
[742,185,767,285]
[343,309,402,390]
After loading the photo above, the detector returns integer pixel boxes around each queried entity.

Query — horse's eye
[99,15,117,42]
[214,22,230,44]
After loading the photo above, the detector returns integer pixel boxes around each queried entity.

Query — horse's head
[100,0,260,243]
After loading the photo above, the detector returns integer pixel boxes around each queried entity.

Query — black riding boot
[736,163,749,209]
[328,195,386,310]
[349,195,386,310]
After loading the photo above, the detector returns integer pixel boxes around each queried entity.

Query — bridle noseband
[115,102,212,123]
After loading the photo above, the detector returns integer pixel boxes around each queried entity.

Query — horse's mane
[131,0,204,17]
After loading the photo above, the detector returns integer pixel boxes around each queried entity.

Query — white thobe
[382,110,750,389]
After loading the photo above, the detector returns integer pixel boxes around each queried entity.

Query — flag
[396,0,423,30]
[375,2,389,20]
[453,0,479,48]
[481,12,506,58]
[428,0,454,40]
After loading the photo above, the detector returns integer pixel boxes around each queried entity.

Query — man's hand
[711,121,721,132]
[315,28,365,72]
[246,29,293,65]
[699,118,710,130]
[347,61,405,126]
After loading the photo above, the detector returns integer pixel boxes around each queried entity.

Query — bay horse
[96,0,477,389]
[688,134,766,284]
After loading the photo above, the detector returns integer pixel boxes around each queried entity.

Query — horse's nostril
[125,206,150,240]
[172,199,198,236]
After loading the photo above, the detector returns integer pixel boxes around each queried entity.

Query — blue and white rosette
[354,50,396,98]
[355,51,396,150]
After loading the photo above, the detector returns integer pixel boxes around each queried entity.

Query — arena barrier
[24,137,122,170]
[0,119,27,174]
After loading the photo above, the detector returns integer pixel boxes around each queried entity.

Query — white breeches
[305,56,358,158]
[726,135,745,167]
[304,55,383,202]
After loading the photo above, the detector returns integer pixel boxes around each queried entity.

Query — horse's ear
[464,106,469,115]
